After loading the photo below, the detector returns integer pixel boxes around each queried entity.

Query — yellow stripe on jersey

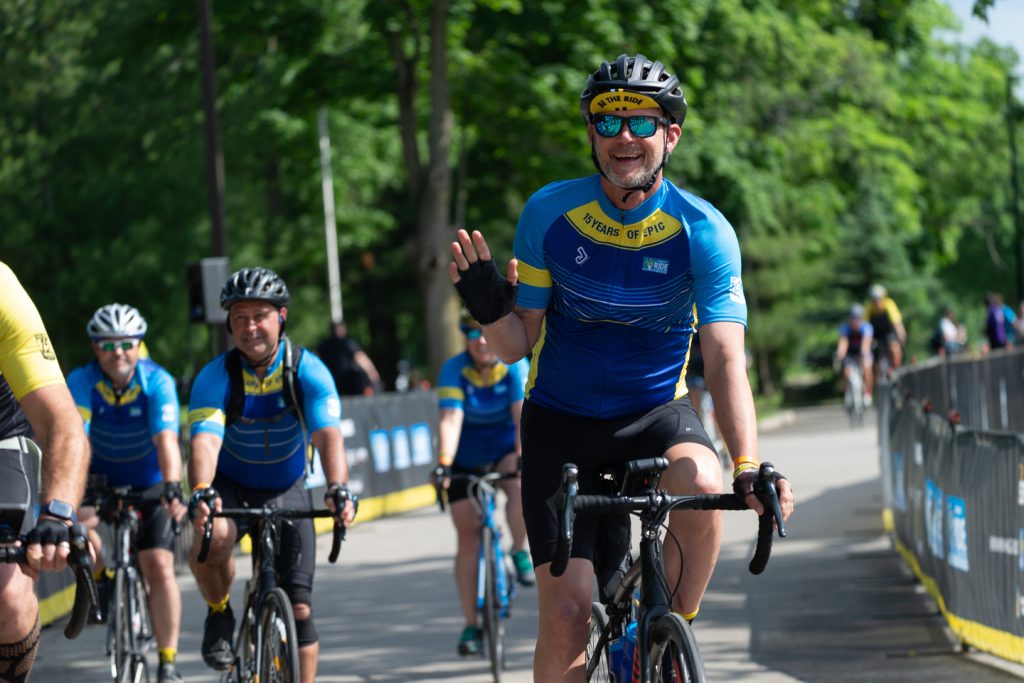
[188,407,226,428]
[95,382,142,406]
[524,319,548,401]
[564,202,682,250]
[243,365,284,395]
[437,387,464,402]
[517,260,552,289]
[76,405,92,424]
[462,362,509,388]
[0,262,65,400]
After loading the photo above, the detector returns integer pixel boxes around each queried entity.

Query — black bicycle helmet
[219,267,290,310]
[580,53,687,125]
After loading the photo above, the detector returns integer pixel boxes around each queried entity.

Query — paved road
[32,405,1023,682]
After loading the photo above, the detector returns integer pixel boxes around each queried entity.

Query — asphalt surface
[31,405,1023,682]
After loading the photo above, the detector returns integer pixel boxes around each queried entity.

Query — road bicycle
[552,458,786,683]
[436,470,519,683]
[90,486,182,683]
[197,494,355,683]
[0,505,101,641]
[843,358,866,428]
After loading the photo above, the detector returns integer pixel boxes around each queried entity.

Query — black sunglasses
[591,113,669,138]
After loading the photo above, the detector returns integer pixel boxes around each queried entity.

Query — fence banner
[883,353,1024,664]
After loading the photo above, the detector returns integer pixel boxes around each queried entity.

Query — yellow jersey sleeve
[883,298,903,326]
[0,262,66,400]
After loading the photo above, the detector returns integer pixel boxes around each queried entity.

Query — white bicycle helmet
[87,303,148,339]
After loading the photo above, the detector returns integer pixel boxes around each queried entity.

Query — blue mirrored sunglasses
[463,328,483,340]
[591,113,669,139]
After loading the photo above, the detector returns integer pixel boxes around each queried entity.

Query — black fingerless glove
[27,517,71,546]
[431,465,452,486]
[324,481,351,507]
[454,258,518,324]
[187,486,219,521]
[162,481,184,505]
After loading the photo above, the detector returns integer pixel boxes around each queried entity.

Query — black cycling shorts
[212,473,315,597]
[520,397,714,569]
[446,462,504,505]
[0,438,39,540]
[84,482,176,553]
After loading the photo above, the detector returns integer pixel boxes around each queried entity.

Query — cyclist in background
[66,304,187,683]
[186,267,356,683]
[433,312,533,657]
[867,284,906,375]
[449,54,794,680]
[0,261,90,683]
[834,304,874,407]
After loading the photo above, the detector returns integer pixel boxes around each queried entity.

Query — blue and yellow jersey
[513,175,747,419]
[188,343,341,490]
[839,321,873,355]
[66,358,179,488]
[437,353,529,468]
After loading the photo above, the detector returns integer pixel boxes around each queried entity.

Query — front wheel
[481,527,504,682]
[586,602,611,682]
[258,588,301,683]
[648,613,706,683]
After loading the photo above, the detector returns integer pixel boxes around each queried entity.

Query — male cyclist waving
[450,54,795,681]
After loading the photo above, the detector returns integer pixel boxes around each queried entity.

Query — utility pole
[197,0,229,353]
[1009,74,1023,305]
[197,0,227,259]
[318,108,344,325]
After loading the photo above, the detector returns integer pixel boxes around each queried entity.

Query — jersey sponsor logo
[326,397,341,418]
[575,247,590,265]
[35,333,56,360]
[565,202,682,250]
[728,276,746,304]
[642,257,669,274]
[161,404,177,423]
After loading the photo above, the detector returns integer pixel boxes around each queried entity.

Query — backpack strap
[281,336,314,476]
[225,348,245,428]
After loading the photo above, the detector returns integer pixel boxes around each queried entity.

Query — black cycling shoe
[201,605,235,671]
[157,662,185,683]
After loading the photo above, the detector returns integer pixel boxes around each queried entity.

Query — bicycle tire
[482,527,503,682]
[648,613,706,683]
[258,587,301,683]
[132,570,154,647]
[586,602,611,682]
[110,568,132,683]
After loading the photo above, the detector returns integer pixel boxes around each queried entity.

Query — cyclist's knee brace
[0,616,41,683]
[287,586,317,646]
[294,615,318,647]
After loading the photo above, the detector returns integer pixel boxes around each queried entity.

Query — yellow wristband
[191,482,210,493]
[732,461,760,479]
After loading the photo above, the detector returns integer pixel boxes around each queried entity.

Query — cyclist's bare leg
[139,548,180,651]
[0,565,37,642]
[533,558,593,682]
[187,516,237,603]
[495,452,528,552]
[889,339,902,369]
[451,498,483,626]
[662,442,724,616]
[294,602,316,683]
[863,356,874,396]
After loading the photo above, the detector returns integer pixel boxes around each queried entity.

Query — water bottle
[618,620,638,683]
[608,635,624,682]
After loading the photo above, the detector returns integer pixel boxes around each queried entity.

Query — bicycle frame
[234,516,282,681]
[470,478,515,619]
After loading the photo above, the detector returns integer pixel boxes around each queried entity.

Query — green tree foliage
[0,0,1019,397]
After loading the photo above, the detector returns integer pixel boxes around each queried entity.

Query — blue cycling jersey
[437,353,529,468]
[67,358,180,488]
[839,321,874,355]
[188,343,341,490]
[514,175,747,419]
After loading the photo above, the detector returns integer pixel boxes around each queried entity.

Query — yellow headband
[589,89,660,116]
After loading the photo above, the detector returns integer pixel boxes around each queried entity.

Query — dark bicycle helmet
[580,54,687,125]
[87,303,148,339]
[219,267,290,310]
